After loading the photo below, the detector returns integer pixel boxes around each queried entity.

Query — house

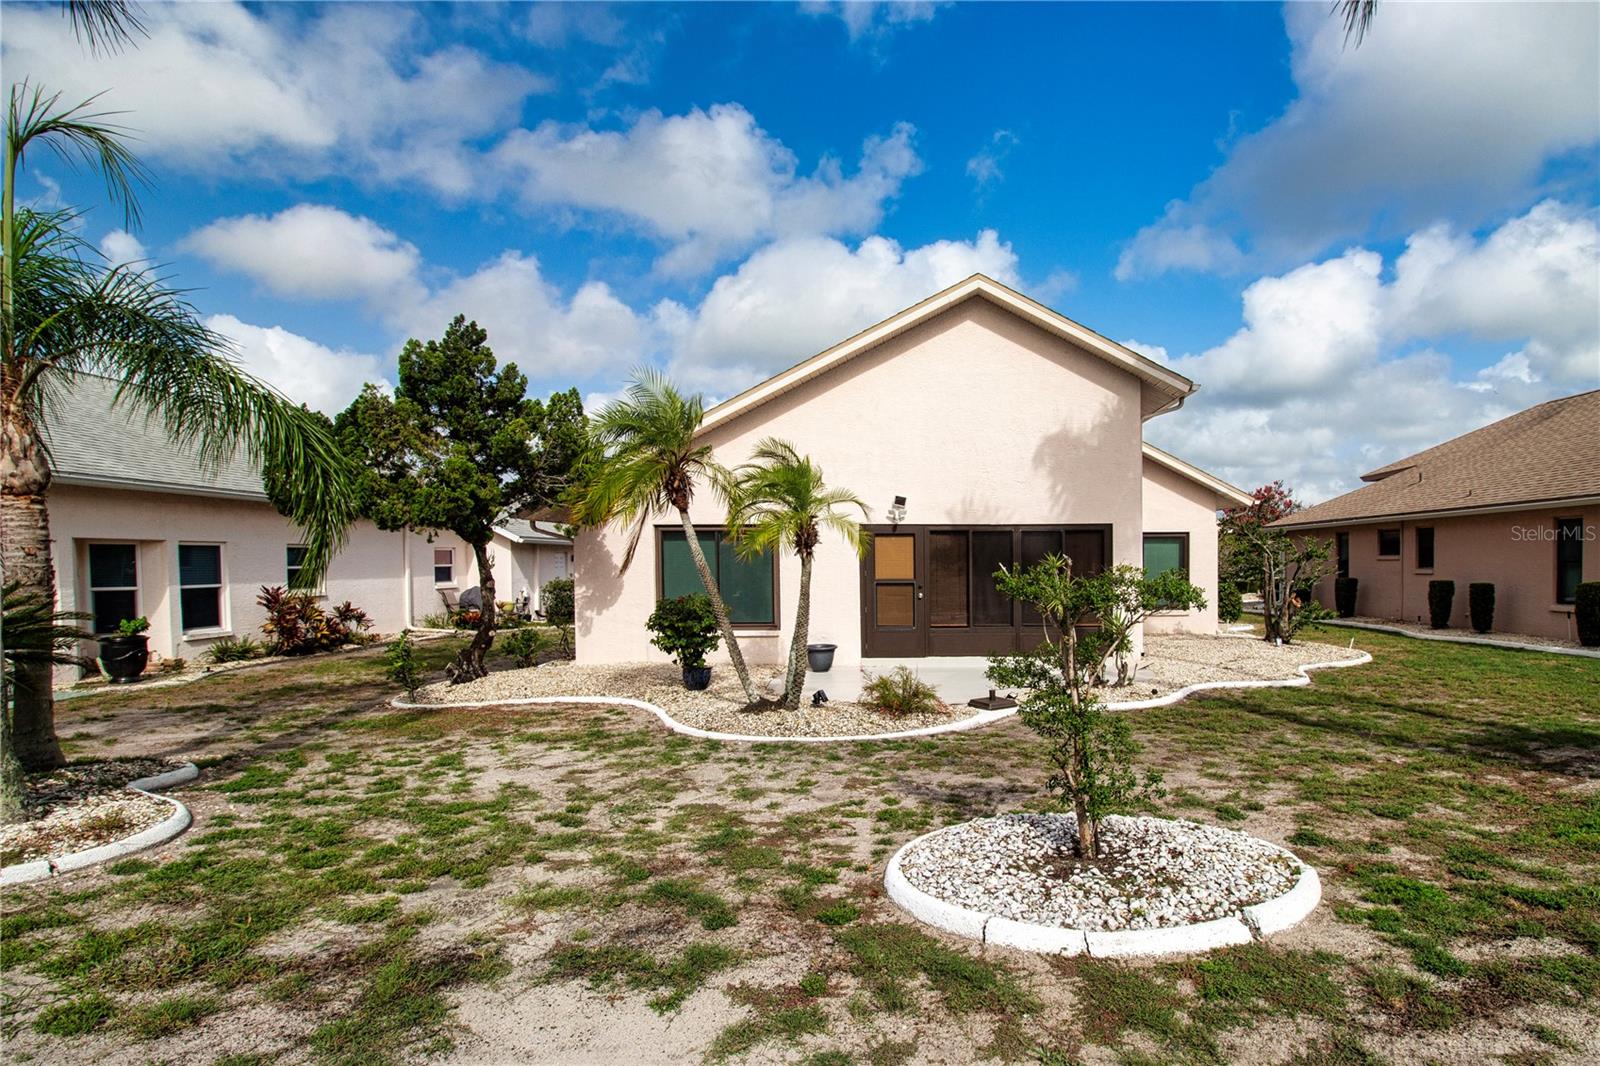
[576,274,1250,670]
[43,376,575,676]
[1273,390,1599,641]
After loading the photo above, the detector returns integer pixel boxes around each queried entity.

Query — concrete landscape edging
[1318,618,1600,659]
[0,762,199,886]
[882,820,1322,958]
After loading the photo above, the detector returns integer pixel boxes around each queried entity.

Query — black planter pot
[98,634,149,684]
[682,665,712,691]
[806,643,837,673]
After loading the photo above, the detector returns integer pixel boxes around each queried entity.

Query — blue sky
[7,1,1598,500]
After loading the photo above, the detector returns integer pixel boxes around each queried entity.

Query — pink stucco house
[576,275,1250,669]
[1275,389,1599,641]
[45,376,574,677]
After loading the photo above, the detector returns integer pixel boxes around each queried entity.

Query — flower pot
[806,643,837,673]
[682,665,712,691]
[98,634,149,684]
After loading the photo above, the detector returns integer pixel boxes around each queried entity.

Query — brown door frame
[860,523,1111,658]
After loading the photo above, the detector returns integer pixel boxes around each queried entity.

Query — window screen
[1557,518,1584,604]
[660,530,775,626]
[88,543,138,635]
[178,544,223,631]
[970,531,1013,626]
[1143,535,1187,576]
[928,532,968,628]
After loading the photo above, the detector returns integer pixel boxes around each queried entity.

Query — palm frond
[723,437,870,560]
[65,1,148,56]
[1334,0,1377,47]
[2,581,92,691]
[7,81,148,228]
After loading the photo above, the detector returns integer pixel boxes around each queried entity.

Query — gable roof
[494,519,572,546]
[1275,389,1600,529]
[1142,442,1253,507]
[698,274,1196,436]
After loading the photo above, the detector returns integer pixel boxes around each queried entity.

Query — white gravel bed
[1,758,185,866]
[1127,634,1365,700]
[414,660,965,737]
[898,813,1299,931]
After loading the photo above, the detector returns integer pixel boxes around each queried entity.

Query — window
[1556,517,1584,605]
[1415,527,1435,571]
[659,529,776,626]
[178,544,224,631]
[87,543,138,635]
[433,548,455,586]
[1336,532,1350,579]
[286,545,308,588]
[1377,528,1401,558]
[1142,534,1189,577]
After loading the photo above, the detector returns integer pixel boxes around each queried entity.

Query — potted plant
[98,616,151,683]
[646,594,721,691]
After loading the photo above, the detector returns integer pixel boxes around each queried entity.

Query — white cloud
[1,3,548,197]
[660,229,1019,390]
[800,2,945,42]
[1117,3,1599,279]
[966,130,1019,189]
[183,205,426,310]
[1120,340,1169,365]
[1145,202,1600,501]
[207,315,387,415]
[98,230,148,265]
[494,105,921,275]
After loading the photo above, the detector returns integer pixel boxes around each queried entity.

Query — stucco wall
[1141,458,1223,635]
[576,298,1153,666]
[1305,505,1600,640]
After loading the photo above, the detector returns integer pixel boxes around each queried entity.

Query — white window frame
[86,541,140,636]
[285,544,324,595]
[178,542,229,635]
[433,547,456,587]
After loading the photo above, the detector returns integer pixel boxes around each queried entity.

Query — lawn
[2,626,1596,1064]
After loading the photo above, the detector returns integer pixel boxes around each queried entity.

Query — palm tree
[723,439,869,711]
[0,582,89,819]
[2,84,358,773]
[569,370,759,704]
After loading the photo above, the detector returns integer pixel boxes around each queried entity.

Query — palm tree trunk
[678,509,757,704]
[449,538,496,683]
[0,404,65,771]
[782,551,813,711]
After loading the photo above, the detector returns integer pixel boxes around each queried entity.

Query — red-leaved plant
[257,586,374,655]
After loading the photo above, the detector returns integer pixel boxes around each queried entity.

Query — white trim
[699,275,1195,436]
[51,473,268,502]
[1141,442,1253,506]
[1318,618,1600,658]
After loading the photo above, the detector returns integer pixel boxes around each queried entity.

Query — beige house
[1275,390,1599,641]
[45,377,574,676]
[576,275,1250,669]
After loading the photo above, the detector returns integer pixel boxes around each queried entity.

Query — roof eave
[1273,493,1600,531]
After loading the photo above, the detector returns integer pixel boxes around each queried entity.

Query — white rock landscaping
[886,813,1320,957]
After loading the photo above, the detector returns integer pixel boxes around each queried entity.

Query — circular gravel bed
[889,814,1319,956]
[0,758,186,867]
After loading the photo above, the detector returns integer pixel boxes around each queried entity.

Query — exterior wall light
[887,495,907,526]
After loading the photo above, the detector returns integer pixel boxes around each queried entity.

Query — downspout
[401,531,413,628]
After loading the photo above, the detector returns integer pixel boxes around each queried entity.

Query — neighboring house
[42,376,574,677]
[576,274,1250,669]
[1273,390,1599,641]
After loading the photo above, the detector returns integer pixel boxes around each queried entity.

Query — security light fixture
[887,495,907,525]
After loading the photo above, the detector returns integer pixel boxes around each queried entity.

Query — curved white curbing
[393,650,1372,744]
[1317,619,1600,659]
[882,821,1320,958]
[0,762,199,886]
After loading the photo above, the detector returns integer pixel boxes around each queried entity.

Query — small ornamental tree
[335,317,586,682]
[1094,564,1207,687]
[384,630,423,699]
[986,555,1176,859]
[1221,482,1335,644]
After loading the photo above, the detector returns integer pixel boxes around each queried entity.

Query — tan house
[45,376,574,677]
[576,274,1251,669]
[1274,390,1599,641]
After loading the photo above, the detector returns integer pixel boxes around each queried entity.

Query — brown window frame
[1376,528,1401,559]
[1555,516,1584,606]
[1141,532,1191,575]
[654,526,781,630]
[1414,526,1435,572]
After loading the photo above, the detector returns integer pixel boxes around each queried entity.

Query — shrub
[385,630,422,697]
[1334,576,1359,618]
[500,626,555,668]
[117,616,150,637]
[542,577,574,626]
[1468,583,1495,634]
[257,586,373,655]
[861,666,940,716]
[1427,580,1455,629]
[157,657,187,674]
[1577,582,1600,648]
[1217,582,1244,624]
[646,594,721,670]
[206,636,264,663]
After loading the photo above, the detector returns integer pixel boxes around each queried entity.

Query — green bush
[117,616,150,637]
[645,595,721,670]
[1468,583,1495,634]
[861,666,941,716]
[1427,580,1455,629]
[257,586,373,654]
[1577,582,1600,648]
[542,577,574,627]
[1217,582,1244,623]
[385,630,423,697]
[206,636,264,663]
[500,626,555,668]
[1334,576,1359,618]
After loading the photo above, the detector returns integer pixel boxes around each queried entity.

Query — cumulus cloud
[494,105,921,275]
[1117,3,1599,279]
[966,130,1019,189]
[1,3,547,197]
[208,315,387,415]
[98,230,148,266]
[658,229,1019,390]
[183,205,426,310]
[1146,202,1600,501]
